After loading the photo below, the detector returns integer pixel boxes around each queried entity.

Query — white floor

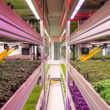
[47,81,65,110]
[47,64,65,110]
[47,64,62,78]
[47,60,63,64]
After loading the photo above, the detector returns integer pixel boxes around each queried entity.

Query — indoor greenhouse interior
[0,0,110,110]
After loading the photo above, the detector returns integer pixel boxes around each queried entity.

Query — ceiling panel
[46,0,64,37]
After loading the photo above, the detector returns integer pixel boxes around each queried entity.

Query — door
[54,42,60,60]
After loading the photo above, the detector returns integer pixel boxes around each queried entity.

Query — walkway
[47,64,65,110]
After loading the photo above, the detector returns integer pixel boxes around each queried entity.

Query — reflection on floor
[47,81,65,110]
[47,64,61,78]
[47,64,65,110]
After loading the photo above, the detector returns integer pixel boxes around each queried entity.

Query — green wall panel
[54,42,60,60]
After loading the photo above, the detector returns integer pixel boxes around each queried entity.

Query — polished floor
[47,64,65,110]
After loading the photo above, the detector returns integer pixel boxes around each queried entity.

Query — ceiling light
[49,37,51,42]
[71,0,85,19]
[45,30,50,37]
[61,29,66,37]
[25,0,40,20]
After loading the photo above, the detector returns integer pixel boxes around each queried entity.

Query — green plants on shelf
[93,79,110,105]
[70,60,110,105]
[0,60,40,108]
[90,54,110,60]
[45,64,50,92]
[61,64,73,80]
[61,74,66,95]
[45,80,49,92]
[61,64,66,77]
[23,85,42,110]
[45,64,50,76]
[70,21,78,34]
[0,60,4,64]
[70,60,110,83]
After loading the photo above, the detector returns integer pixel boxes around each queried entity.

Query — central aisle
[47,64,65,110]
[48,64,61,78]
[47,81,65,110]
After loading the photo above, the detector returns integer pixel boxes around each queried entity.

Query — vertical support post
[49,45,51,60]
[30,44,34,61]
[40,20,46,110]
[66,20,70,110]
[36,44,40,60]
[73,45,76,60]
[67,71,70,87]
[48,37,51,60]
[33,45,35,60]
[78,15,81,60]
[51,41,54,61]
[67,97,71,110]
[36,44,38,60]
[70,44,76,60]
[78,44,81,60]
[102,48,107,56]
[92,44,96,49]
[60,37,63,60]
[30,44,32,60]
[60,46,61,60]
[78,18,81,28]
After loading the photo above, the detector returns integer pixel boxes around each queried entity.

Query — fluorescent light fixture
[60,37,61,42]
[61,29,66,37]
[45,29,50,37]
[49,37,51,42]
[71,0,85,19]
[25,0,40,20]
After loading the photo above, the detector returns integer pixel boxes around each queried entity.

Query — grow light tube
[49,37,51,42]
[45,29,50,37]
[25,0,40,20]
[61,29,66,37]
[70,0,85,19]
